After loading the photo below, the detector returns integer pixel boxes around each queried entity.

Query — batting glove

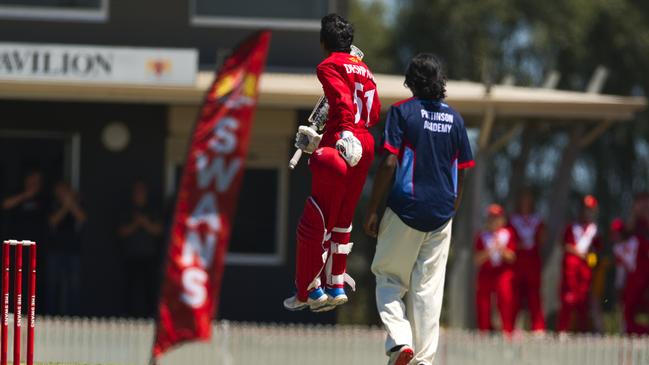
[336,131,362,167]
[295,125,322,154]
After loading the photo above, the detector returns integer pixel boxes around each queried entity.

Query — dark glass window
[229,168,278,255]
[194,0,328,20]
[0,0,101,9]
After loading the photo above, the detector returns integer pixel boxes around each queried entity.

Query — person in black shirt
[47,181,87,315]
[2,169,49,242]
[118,181,163,317]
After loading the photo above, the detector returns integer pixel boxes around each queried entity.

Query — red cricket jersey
[475,227,517,274]
[614,235,649,275]
[633,216,649,240]
[316,51,381,144]
[563,222,600,261]
[509,213,544,254]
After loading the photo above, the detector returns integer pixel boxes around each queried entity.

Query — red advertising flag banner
[152,30,271,358]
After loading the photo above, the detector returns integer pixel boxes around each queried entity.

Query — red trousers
[476,269,516,334]
[514,252,545,331]
[623,274,649,334]
[557,254,592,332]
[294,131,374,301]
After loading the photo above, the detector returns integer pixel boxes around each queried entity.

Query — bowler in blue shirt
[364,53,474,365]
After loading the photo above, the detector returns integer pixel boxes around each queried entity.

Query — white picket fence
[4,316,648,364]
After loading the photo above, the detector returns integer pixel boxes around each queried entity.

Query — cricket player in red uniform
[284,14,380,311]
[474,204,517,335]
[612,218,649,334]
[509,190,546,332]
[628,192,649,239]
[557,195,600,333]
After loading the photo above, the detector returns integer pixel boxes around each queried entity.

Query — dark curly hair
[320,14,354,53]
[405,53,447,100]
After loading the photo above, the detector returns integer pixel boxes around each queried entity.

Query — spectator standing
[557,195,600,333]
[509,189,546,333]
[47,181,87,315]
[1,169,49,244]
[118,181,163,317]
[474,204,517,335]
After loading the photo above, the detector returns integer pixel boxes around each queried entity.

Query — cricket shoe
[283,288,328,311]
[310,287,349,313]
[387,345,414,365]
[325,287,348,306]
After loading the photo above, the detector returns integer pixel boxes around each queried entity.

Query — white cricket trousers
[371,208,452,365]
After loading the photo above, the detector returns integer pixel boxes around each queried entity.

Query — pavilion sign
[0,43,197,86]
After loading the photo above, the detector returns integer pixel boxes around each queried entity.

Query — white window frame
[165,158,289,267]
[0,0,108,22]
[190,0,334,31]
[0,129,81,190]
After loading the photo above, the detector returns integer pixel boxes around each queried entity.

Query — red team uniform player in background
[474,204,517,335]
[612,217,649,334]
[284,14,380,311]
[558,195,600,333]
[509,189,546,332]
[628,192,649,240]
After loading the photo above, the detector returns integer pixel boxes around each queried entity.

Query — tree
[349,0,649,331]
[348,0,396,73]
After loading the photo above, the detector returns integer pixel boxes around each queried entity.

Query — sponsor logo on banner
[147,58,172,78]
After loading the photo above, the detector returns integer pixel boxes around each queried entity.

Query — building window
[191,0,330,30]
[167,163,288,266]
[0,0,108,22]
[227,166,288,265]
[230,169,278,253]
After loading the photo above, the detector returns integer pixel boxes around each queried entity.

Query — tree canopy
[351,0,649,95]
[346,0,649,330]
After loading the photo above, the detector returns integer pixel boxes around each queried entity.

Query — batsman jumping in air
[284,14,380,312]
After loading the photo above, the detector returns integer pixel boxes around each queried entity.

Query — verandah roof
[0,72,645,121]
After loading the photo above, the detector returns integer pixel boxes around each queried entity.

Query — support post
[448,103,494,327]
[579,120,613,148]
[541,125,585,319]
[448,156,487,327]
[478,106,495,149]
[506,125,534,211]
[487,123,523,154]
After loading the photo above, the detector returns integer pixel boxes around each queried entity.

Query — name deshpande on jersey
[343,63,375,81]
